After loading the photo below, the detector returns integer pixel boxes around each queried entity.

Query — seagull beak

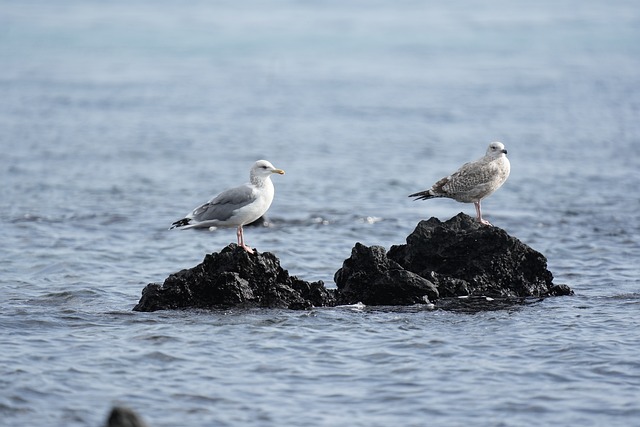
[273,168,285,175]
[502,149,508,154]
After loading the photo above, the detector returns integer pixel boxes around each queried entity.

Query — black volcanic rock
[133,244,335,312]
[135,214,571,312]
[334,243,439,305]
[386,213,573,298]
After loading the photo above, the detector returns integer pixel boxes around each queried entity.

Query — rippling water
[1,1,639,426]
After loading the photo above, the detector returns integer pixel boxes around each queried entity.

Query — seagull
[170,160,285,253]
[409,142,510,226]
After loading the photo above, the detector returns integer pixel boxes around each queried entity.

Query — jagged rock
[133,244,335,311]
[387,213,573,298]
[334,243,439,305]
[135,214,572,312]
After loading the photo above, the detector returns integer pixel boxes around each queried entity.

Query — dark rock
[246,215,268,227]
[387,213,573,298]
[133,244,335,311]
[334,243,439,305]
[105,406,148,427]
[135,213,571,312]
[548,283,573,296]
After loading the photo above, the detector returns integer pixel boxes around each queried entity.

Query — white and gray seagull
[170,160,285,253]
[409,142,510,226]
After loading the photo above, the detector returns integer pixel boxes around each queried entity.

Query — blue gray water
[1,1,639,426]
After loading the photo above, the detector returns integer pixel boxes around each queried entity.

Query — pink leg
[474,201,492,226]
[236,225,254,254]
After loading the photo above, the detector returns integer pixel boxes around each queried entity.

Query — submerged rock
[133,244,335,312]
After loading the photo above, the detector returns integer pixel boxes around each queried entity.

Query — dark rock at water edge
[334,213,573,305]
[333,243,439,306]
[135,213,571,312]
[133,244,335,312]
[246,215,268,227]
[389,213,573,298]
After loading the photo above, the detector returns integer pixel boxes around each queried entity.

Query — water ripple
[2,1,640,426]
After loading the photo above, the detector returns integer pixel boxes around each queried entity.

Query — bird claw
[241,244,255,254]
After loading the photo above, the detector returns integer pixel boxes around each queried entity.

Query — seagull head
[486,141,508,158]
[251,160,285,179]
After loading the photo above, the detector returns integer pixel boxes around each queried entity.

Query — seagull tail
[409,189,437,201]
[170,218,191,230]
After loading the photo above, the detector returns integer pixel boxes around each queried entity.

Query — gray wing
[189,184,257,222]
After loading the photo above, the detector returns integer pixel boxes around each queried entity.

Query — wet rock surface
[133,244,335,312]
[134,214,572,312]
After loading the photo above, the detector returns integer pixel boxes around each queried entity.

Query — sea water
[1,1,639,426]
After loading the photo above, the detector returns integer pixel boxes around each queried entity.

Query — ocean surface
[1,1,639,426]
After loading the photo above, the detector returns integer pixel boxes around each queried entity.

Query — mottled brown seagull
[409,142,510,225]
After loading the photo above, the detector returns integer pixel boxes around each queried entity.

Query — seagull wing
[189,184,257,223]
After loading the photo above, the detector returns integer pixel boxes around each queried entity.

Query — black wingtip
[170,218,191,229]
[408,191,433,201]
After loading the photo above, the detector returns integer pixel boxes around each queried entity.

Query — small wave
[132,334,179,344]
[138,351,185,363]
[0,401,32,416]
[10,213,49,223]
[9,212,127,226]
[39,288,102,303]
